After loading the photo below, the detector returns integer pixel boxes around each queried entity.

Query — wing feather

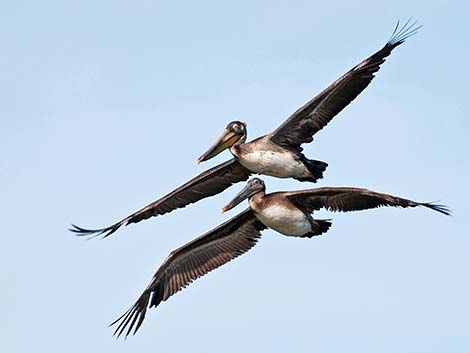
[70,159,251,238]
[110,209,266,338]
[269,20,421,150]
[284,187,450,215]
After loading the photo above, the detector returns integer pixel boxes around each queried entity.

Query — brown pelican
[71,20,420,238]
[110,178,449,338]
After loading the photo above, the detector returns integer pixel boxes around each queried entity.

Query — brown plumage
[70,159,251,237]
[111,209,266,338]
[283,187,451,215]
[268,21,420,150]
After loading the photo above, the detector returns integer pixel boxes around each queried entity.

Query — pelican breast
[250,199,311,236]
[236,138,308,178]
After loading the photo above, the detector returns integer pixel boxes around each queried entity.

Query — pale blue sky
[2,1,469,352]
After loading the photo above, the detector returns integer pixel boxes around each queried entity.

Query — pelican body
[198,123,327,182]
[224,178,330,236]
[110,178,449,338]
[248,191,327,236]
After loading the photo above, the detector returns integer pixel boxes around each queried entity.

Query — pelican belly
[238,150,308,178]
[253,203,312,236]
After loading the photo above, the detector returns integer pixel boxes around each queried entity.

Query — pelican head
[197,121,247,163]
[222,178,265,213]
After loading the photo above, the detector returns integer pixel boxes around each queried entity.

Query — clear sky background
[2,1,469,352]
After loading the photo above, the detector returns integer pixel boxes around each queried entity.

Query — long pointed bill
[197,129,241,163]
[221,183,258,213]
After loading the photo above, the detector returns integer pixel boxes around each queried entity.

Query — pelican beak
[222,183,258,213]
[197,129,241,163]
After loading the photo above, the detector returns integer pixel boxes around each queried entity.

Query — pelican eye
[231,123,245,135]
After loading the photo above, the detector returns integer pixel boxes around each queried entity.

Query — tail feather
[296,158,328,183]
[302,219,332,238]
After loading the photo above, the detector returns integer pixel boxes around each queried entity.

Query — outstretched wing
[269,19,421,151]
[284,187,450,215]
[70,159,251,238]
[110,209,266,338]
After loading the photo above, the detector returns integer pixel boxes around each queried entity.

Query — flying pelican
[71,20,420,238]
[110,178,449,338]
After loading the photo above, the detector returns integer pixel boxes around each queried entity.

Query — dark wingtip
[110,308,132,339]
[110,292,151,339]
[69,223,119,239]
[110,307,144,339]
[422,202,452,216]
[388,18,422,46]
